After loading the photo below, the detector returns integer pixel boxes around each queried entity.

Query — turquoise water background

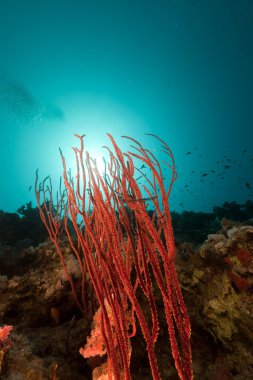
[0,0,252,213]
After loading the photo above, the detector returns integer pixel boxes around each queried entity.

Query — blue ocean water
[0,0,252,214]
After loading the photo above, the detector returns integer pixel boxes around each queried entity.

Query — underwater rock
[177,224,253,379]
[0,223,253,379]
[0,239,91,379]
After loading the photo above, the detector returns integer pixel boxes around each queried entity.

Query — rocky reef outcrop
[0,222,252,379]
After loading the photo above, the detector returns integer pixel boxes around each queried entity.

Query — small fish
[186,152,191,155]
[28,185,32,192]
[50,307,60,325]
[245,182,251,189]
[224,165,231,169]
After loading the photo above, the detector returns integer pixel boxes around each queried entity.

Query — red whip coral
[0,325,13,352]
[36,133,193,380]
[80,299,132,360]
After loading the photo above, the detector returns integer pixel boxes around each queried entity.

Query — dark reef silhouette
[1,199,252,250]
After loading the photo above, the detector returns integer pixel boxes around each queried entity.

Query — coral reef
[0,220,253,379]
[0,202,47,247]
[177,224,253,379]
